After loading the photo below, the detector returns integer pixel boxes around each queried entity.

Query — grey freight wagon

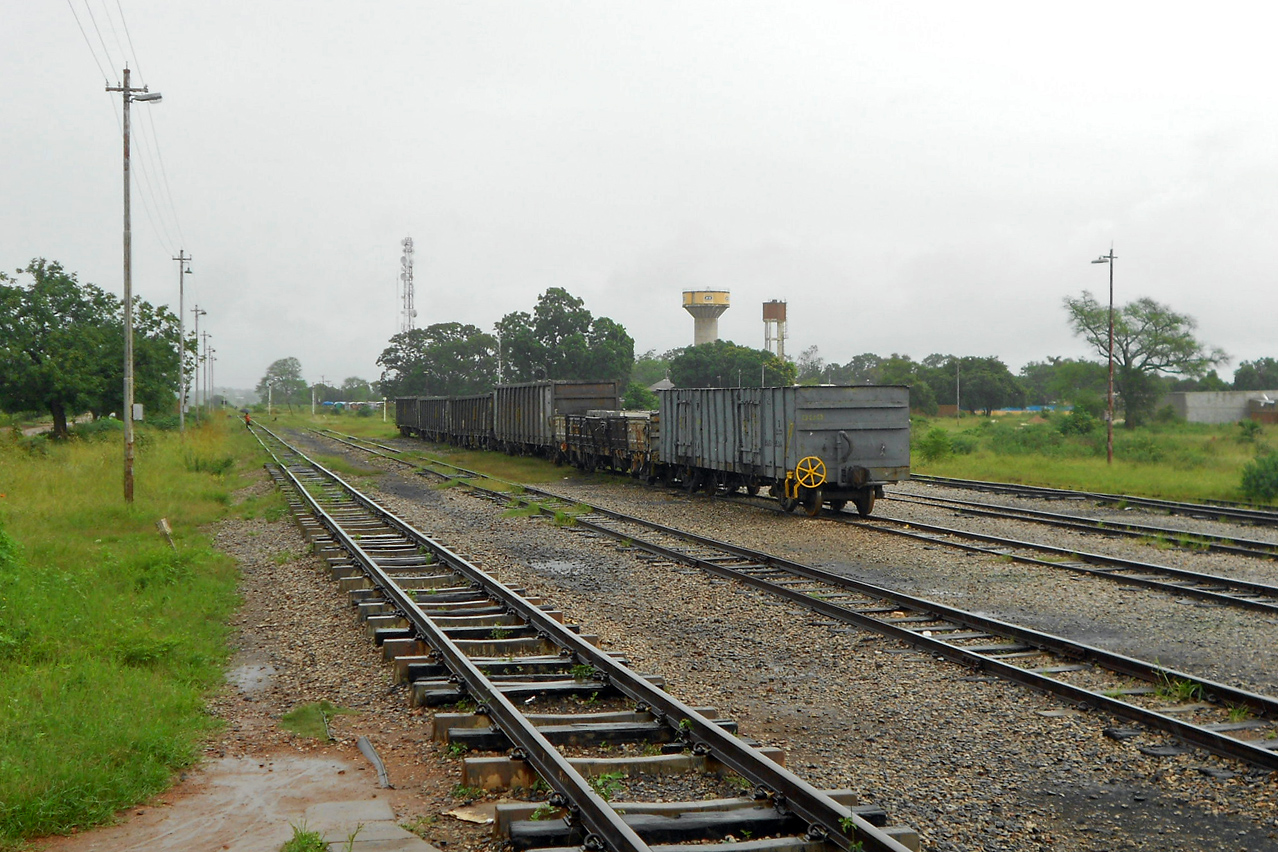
[493,380,621,455]
[658,385,910,516]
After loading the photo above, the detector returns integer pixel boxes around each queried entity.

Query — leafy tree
[623,381,659,410]
[377,323,497,397]
[256,357,307,410]
[1020,357,1108,408]
[668,340,796,388]
[1064,292,1227,427]
[796,345,825,384]
[0,259,181,437]
[340,376,377,401]
[630,348,682,387]
[916,355,1023,415]
[495,288,634,383]
[1169,370,1230,392]
[1234,358,1278,391]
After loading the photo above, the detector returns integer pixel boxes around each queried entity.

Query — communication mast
[400,237,416,333]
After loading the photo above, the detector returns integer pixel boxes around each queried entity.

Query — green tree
[0,259,180,437]
[1020,357,1107,408]
[668,340,796,388]
[796,345,825,384]
[495,288,634,383]
[1064,292,1227,427]
[630,348,681,387]
[256,357,308,410]
[377,323,497,397]
[340,376,376,401]
[1234,358,1278,391]
[622,381,659,410]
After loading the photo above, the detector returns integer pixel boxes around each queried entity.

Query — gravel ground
[201,474,501,852]
[883,481,1278,588]
[287,431,1278,852]
[540,476,1278,699]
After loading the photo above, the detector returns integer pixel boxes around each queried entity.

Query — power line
[82,0,119,76]
[110,0,187,248]
[97,0,131,78]
[113,0,144,80]
[66,0,110,82]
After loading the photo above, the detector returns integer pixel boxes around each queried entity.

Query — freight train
[396,380,910,517]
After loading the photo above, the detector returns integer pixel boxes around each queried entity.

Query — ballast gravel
[273,431,1278,850]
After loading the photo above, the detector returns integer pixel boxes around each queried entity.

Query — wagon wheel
[745,478,760,497]
[684,467,703,494]
[794,456,827,489]
[778,495,799,513]
[802,487,824,517]
[828,499,848,513]
[854,490,876,518]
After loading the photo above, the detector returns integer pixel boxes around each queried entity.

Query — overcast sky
[5,2,1275,391]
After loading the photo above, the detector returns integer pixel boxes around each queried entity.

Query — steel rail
[314,428,1278,771]
[551,510,1278,772]
[891,492,1278,559]
[856,513,1278,612]
[322,430,1278,609]
[252,427,652,852]
[265,426,912,852]
[910,474,1278,526]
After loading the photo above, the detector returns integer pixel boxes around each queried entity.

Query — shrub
[949,433,978,455]
[71,418,125,441]
[1153,404,1181,424]
[916,427,952,462]
[1238,419,1262,443]
[1057,409,1099,436]
[1241,452,1278,503]
[1116,433,1164,463]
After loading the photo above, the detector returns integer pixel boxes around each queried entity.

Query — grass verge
[0,418,264,847]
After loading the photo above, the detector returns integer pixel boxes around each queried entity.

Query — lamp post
[1092,247,1117,465]
[173,252,191,437]
[191,306,206,412]
[106,67,162,503]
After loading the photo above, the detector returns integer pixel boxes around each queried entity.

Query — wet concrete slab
[37,755,392,852]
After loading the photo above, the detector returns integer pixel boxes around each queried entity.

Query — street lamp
[1092,246,1116,465]
[173,252,191,437]
[191,306,207,412]
[106,67,162,503]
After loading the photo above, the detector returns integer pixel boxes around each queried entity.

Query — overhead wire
[66,0,111,83]
[66,0,187,262]
[108,0,188,251]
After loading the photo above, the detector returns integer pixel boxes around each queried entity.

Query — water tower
[682,290,730,346]
[763,300,787,361]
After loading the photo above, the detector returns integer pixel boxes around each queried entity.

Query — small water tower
[763,300,787,361]
[682,290,730,346]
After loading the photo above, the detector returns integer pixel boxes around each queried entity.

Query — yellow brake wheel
[795,456,827,489]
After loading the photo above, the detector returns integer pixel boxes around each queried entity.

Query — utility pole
[106,67,162,503]
[191,306,206,411]
[1092,247,1117,465]
[172,251,191,437]
[200,332,211,414]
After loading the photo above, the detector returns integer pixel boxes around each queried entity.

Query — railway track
[312,427,1278,773]
[252,424,918,852]
[910,474,1278,527]
[844,509,1278,614]
[889,492,1278,560]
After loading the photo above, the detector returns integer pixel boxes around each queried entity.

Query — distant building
[1166,390,1278,424]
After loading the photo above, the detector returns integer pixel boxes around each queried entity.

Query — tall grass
[0,420,258,845]
[911,414,1271,502]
